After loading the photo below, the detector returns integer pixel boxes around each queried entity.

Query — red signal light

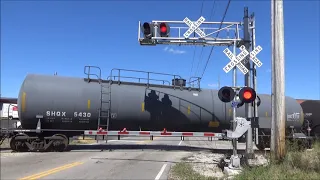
[243,90,252,100]
[159,23,170,37]
[239,87,256,104]
[160,25,167,33]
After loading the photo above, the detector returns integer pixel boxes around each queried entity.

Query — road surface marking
[155,164,167,180]
[19,161,84,180]
[178,141,182,146]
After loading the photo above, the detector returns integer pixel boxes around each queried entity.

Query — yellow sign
[208,121,220,127]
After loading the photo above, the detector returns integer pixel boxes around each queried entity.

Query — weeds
[169,162,219,180]
[69,136,96,145]
[234,140,320,180]
[169,141,320,180]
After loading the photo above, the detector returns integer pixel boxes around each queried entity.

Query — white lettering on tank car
[46,111,66,117]
[287,112,300,121]
[74,112,91,118]
[305,113,312,117]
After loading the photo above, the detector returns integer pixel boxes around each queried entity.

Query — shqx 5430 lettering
[46,111,66,117]
[0,66,314,152]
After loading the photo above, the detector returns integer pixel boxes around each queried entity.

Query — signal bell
[159,22,170,37]
[238,87,257,104]
[218,86,236,103]
[141,22,154,39]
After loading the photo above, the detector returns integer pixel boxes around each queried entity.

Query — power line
[194,0,217,77]
[189,0,205,79]
[199,0,232,80]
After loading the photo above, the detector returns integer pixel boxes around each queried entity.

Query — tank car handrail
[109,75,171,86]
[110,68,184,88]
[84,66,102,80]
[188,77,201,89]
[145,88,219,123]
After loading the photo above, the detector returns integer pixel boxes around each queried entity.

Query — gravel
[177,151,269,180]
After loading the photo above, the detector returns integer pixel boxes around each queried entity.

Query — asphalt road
[1,136,225,180]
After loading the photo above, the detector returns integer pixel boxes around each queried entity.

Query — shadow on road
[90,157,219,165]
[68,144,213,152]
[68,144,269,154]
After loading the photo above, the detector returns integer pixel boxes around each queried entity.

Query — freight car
[2,66,311,152]
[299,100,320,138]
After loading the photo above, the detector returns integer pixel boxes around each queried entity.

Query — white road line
[155,164,167,180]
[178,141,182,146]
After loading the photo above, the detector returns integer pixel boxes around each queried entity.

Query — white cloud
[163,47,186,54]
[266,69,271,73]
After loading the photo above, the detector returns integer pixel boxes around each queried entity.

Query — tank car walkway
[1,136,256,180]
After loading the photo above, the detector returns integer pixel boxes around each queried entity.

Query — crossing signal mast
[137,7,260,165]
[138,18,242,46]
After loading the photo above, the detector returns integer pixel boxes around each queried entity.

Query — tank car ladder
[98,79,111,131]
[84,66,111,132]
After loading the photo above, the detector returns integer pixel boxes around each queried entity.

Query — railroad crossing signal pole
[138,7,263,160]
[251,13,260,149]
[243,7,254,159]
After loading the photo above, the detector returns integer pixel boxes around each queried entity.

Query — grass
[169,140,320,180]
[169,162,220,180]
[234,140,320,180]
[69,136,97,145]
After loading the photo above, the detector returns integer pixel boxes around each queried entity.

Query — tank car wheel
[52,134,69,152]
[10,134,29,152]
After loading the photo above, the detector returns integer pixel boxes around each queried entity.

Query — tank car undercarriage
[254,127,313,151]
[9,133,69,152]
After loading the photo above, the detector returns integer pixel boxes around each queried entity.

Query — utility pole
[243,7,254,159]
[271,0,286,160]
[270,0,276,155]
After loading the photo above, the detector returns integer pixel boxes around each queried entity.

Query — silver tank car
[18,73,304,132]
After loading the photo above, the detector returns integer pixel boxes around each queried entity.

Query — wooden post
[271,0,286,160]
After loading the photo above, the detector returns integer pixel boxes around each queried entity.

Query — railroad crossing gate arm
[225,117,251,139]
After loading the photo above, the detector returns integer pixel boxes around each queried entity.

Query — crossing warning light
[239,87,257,104]
[159,23,170,37]
[218,86,236,103]
[141,22,154,39]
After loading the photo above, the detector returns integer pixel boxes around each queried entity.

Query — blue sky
[1,0,319,100]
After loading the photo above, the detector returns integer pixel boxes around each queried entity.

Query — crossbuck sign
[223,45,263,74]
[183,16,206,38]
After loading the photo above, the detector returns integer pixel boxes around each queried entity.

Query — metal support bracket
[35,115,43,134]
[225,117,251,139]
